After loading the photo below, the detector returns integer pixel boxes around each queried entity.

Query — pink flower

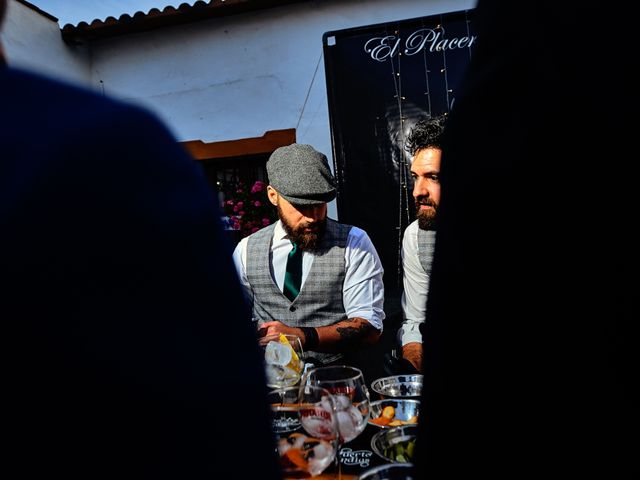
[220,179,276,237]
[251,181,265,193]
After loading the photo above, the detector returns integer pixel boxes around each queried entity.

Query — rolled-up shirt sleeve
[398,222,428,346]
[343,227,385,331]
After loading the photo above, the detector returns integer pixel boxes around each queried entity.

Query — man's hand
[258,321,308,345]
[401,342,423,373]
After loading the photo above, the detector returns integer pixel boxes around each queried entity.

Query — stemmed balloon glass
[303,365,371,477]
[267,385,340,477]
[259,333,305,388]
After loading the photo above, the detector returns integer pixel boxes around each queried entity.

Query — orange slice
[283,448,308,469]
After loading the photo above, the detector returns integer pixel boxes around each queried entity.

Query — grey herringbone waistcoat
[246,219,352,365]
[417,229,436,274]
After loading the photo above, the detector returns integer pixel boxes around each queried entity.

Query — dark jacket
[416,1,638,477]
[0,66,281,479]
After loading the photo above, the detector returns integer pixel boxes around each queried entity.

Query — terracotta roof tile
[61,0,306,44]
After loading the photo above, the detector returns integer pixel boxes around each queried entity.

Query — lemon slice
[279,333,302,373]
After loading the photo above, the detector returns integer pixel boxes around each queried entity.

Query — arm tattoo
[335,319,377,349]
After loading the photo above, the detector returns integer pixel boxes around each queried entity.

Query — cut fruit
[279,333,302,373]
[283,447,308,469]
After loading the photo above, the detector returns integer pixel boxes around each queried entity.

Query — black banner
[323,9,477,293]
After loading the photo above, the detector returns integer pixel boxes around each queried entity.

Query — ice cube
[266,364,301,387]
[308,441,334,476]
[301,415,336,440]
[320,396,334,413]
[281,365,301,383]
[265,340,292,366]
[333,393,352,410]
[336,405,365,443]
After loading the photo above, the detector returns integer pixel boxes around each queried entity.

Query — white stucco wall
[1,0,89,85]
[2,0,475,218]
[89,0,475,217]
[92,0,474,146]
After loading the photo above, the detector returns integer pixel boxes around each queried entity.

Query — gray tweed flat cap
[266,144,337,205]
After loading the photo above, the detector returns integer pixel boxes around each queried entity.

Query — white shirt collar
[273,220,290,242]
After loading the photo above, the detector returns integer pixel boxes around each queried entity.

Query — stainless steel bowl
[370,424,418,464]
[357,463,416,480]
[370,374,423,399]
[367,399,420,429]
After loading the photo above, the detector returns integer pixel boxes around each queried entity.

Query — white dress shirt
[399,220,429,345]
[232,220,385,330]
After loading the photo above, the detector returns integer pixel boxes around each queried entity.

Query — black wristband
[299,327,319,350]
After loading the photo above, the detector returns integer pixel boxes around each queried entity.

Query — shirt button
[289,306,296,312]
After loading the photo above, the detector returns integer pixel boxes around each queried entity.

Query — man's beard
[278,206,327,250]
[415,198,437,230]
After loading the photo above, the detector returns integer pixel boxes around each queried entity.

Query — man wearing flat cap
[233,143,385,365]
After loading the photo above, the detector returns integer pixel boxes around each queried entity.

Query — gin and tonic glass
[260,333,305,388]
[267,385,340,477]
[304,365,371,477]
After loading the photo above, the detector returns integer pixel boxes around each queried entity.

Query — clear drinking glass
[303,365,371,478]
[259,333,305,388]
[267,385,340,477]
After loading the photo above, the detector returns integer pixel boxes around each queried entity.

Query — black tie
[283,241,302,301]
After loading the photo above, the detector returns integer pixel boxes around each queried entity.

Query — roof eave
[61,0,309,45]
